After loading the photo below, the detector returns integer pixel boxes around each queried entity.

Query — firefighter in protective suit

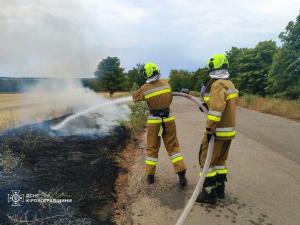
[132,62,187,187]
[196,54,238,204]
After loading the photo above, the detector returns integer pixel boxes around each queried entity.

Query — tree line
[169,12,300,100]
[0,77,41,92]
[0,62,145,94]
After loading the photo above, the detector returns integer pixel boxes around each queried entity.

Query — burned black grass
[0,118,129,225]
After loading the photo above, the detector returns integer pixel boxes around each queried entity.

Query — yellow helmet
[143,62,160,78]
[207,54,229,71]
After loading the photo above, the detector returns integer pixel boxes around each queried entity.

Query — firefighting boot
[216,174,227,199]
[177,170,187,187]
[147,175,155,184]
[196,176,217,204]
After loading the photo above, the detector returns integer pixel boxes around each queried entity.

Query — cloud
[0,0,299,77]
[0,0,145,77]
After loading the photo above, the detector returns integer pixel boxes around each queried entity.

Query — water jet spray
[51,92,213,224]
[51,96,132,130]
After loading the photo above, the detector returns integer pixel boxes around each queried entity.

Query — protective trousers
[145,121,187,175]
[199,136,231,177]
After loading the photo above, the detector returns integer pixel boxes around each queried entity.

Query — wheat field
[0,94,32,130]
[0,93,61,131]
[0,92,130,131]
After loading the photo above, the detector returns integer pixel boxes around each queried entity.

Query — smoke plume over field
[21,79,130,136]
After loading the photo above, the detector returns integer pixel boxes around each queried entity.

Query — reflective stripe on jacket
[132,79,173,110]
[206,79,238,140]
[144,85,171,99]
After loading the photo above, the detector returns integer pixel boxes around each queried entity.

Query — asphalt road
[126,97,300,225]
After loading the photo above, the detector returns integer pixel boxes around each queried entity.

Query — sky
[0,0,299,78]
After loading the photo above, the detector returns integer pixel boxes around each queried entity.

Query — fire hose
[52,92,214,225]
[172,92,214,225]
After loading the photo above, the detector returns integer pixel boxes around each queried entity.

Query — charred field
[0,116,130,225]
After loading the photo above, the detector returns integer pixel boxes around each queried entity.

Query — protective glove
[199,103,208,112]
[206,127,215,142]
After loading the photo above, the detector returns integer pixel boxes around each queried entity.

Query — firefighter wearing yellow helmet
[197,54,238,204]
[132,62,187,186]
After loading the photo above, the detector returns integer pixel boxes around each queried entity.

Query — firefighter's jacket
[203,79,238,140]
[132,79,175,124]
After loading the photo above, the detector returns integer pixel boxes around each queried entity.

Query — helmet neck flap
[209,69,230,79]
[146,73,161,83]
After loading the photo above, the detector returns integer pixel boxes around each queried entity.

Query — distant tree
[267,12,300,99]
[225,41,277,96]
[192,68,210,90]
[81,78,103,92]
[226,47,247,83]
[168,41,276,96]
[126,63,145,89]
[94,56,125,97]
[169,70,193,91]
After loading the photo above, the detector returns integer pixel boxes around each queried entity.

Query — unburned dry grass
[0,94,26,130]
[0,93,70,131]
[186,91,300,122]
[239,95,300,121]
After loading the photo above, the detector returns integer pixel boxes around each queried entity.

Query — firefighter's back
[210,79,238,139]
[142,79,172,110]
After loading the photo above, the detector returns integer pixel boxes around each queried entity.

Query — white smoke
[21,79,131,136]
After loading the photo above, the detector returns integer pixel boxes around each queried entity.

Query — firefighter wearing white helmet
[197,54,238,204]
[132,62,187,187]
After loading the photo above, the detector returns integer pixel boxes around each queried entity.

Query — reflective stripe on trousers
[215,127,236,137]
[199,167,216,177]
[145,156,158,166]
[214,165,228,174]
[170,152,184,163]
[199,165,228,177]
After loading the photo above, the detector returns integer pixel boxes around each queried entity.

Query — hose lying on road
[172,92,214,225]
